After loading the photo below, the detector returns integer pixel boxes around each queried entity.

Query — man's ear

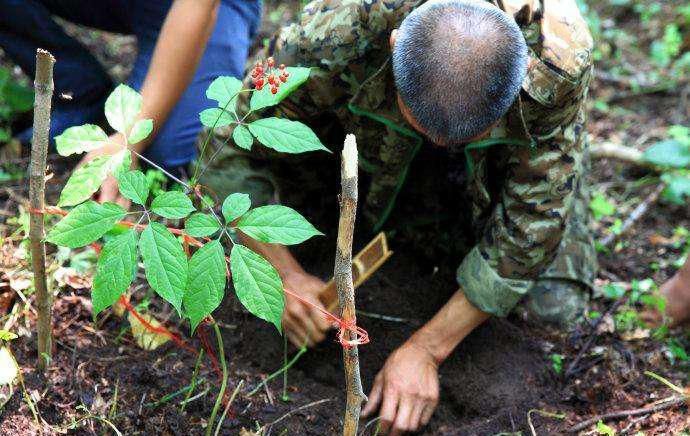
[389,29,398,50]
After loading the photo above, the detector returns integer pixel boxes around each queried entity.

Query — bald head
[392,0,528,143]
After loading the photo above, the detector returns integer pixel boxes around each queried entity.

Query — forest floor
[0,1,689,435]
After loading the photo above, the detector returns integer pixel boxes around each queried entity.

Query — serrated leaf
[222,193,251,223]
[92,229,138,316]
[46,201,125,248]
[58,156,110,207]
[230,244,284,331]
[232,124,253,150]
[199,108,234,128]
[117,170,149,205]
[55,124,109,156]
[248,117,329,153]
[250,67,311,111]
[185,213,221,237]
[58,149,131,207]
[139,222,188,314]
[236,205,322,245]
[184,241,226,333]
[643,140,690,168]
[128,118,153,144]
[206,76,242,112]
[105,84,142,134]
[151,191,196,219]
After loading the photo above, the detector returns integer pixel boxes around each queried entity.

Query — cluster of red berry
[250,57,289,94]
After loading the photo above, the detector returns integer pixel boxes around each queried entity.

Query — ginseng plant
[44,59,328,433]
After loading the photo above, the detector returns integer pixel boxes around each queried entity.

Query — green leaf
[151,191,196,219]
[230,244,284,331]
[117,170,149,205]
[602,283,626,299]
[236,205,322,245]
[249,117,329,154]
[105,84,142,134]
[58,156,110,207]
[589,193,615,220]
[128,118,153,144]
[232,124,253,150]
[55,124,109,156]
[643,140,690,168]
[185,213,221,237]
[92,229,138,316]
[222,193,251,223]
[595,420,615,436]
[0,330,18,342]
[206,76,242,112]
[46,201,125,248]
[661,173,690,205]
[184,241,227,333]
[57,149,131,207]
[199,108,234,128]
[139,222,188,314]
[250,67,311,111]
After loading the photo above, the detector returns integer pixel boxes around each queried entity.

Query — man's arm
[85,0,221,204]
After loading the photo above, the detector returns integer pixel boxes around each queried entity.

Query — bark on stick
[335,134,365,436]
[29,49,55,373]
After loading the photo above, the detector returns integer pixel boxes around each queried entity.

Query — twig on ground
[29,48,56,373]
[335,135,366,436]
[263,398,332,435]
[590,141,649,168]
[527,409,565,436]
[568,396,686,433]
[213,380,244,436]
[565,298,628,379]
[598,184,665,248]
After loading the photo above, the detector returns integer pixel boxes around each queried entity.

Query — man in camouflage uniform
[202,0,597,432]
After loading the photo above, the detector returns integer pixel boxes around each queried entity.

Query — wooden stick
[568,396,686,433]
[335,134,365,436]
[29,49,55,373]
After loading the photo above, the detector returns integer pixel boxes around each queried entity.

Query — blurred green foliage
[0,66,33,143]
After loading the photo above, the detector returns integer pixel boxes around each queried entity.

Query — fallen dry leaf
[128,311,170,351]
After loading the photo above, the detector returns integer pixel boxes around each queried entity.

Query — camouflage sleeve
[458,1,594,316]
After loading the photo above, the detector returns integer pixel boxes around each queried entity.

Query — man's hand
[282,271,332,347]
[78,134,131,208]
[362,341,439,435]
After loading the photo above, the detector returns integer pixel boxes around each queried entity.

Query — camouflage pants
[198,132,598,323]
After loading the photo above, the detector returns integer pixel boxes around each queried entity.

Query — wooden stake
[29,49,55,373]
[335,134,365,436]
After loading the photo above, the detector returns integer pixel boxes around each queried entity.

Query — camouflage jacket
[260,0,593,316]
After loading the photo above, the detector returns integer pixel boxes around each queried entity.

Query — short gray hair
[392,0,528,142]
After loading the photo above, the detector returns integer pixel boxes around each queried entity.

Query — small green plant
[48,60,325,334]
[0,66,34,143]
[44,60,329,433]
[596,420,616,436]
[550,353,564,374]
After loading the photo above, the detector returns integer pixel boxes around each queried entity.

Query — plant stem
[335,135,365,436]
[205,320,227,436]
[213,380,243,436]
[247,340,308,397]
[282,333,289,401]
[181,348,204,412]
[29,49,55,374]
